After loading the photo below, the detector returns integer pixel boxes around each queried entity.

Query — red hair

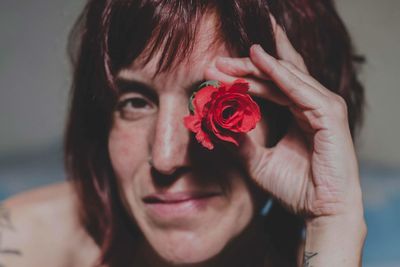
[65,0,364,266]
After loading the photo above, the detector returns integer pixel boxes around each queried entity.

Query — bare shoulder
[0,182,100,267]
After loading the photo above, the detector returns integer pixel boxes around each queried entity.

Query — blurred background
[0,0,399,266]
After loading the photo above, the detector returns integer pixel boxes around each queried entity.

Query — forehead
[116,14,234,93]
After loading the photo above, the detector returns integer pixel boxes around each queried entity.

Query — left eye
[116,96,156,120]
[120,97,150,109]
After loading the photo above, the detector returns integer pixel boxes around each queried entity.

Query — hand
[204,19,364,222]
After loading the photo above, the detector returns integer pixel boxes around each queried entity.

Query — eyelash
[119,97,150,109]
[116,95,156,120]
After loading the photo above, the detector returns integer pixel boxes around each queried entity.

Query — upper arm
[0,183,77,267]
[0,200,30,267]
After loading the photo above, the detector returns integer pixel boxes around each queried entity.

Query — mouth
[142,191,222,220]
[142,191,221,204]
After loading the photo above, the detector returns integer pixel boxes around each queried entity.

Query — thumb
[224,134,274,190]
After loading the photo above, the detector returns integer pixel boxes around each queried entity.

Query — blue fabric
[0,146,399,266]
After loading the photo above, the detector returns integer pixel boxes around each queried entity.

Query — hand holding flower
[202,19,367,266]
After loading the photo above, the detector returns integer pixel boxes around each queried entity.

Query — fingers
[268,15,331,97]
[204,66,291,106]
[224,133,274,185]
[216,56,327,97]
[269,14,308,73]
[278,60,330,96]
[215,57,270,80]
[268,16,333,96]
[249,44,326,110]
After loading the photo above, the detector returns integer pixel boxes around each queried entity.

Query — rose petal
[211,125,240,146]
[196,129,214,150]
[184,115,215,149]
[183,115,201,133]
[184,78,260,149]
[214,96,245,130]
[206,113,240,146]
[235,99,261,132]
[215,102,242,128]
[193,85,218,115]
[228,79,249,94]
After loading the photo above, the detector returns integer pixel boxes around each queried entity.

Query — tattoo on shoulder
[303,251,318,267]
[0,205,14,232]
[0,203,22,266]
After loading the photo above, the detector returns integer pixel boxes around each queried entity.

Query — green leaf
[188,92,196,113]
[188,80,219,114]
[198,80,220,90]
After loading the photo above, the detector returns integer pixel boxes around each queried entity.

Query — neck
[133,216,269,267]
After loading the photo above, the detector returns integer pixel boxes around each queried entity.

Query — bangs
[104,0,218,80]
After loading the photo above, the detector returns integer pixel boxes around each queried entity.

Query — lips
[142,191,221,204]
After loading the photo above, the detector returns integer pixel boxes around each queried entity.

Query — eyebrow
[115,77,206,97]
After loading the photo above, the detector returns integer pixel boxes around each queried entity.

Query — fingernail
[251,44,273,61]
[252,44,263,53]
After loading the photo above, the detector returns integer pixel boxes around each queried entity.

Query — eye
[116,95,157,120]
[120,97,150,109]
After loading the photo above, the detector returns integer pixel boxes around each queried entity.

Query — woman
[0,0,366,266]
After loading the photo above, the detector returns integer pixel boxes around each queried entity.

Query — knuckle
[267,62,280,76]
[245,59,257,75]
[280,60,295,70]
[291,75,307,90]
[334,95,348,112]
[327,95,348,120]
[293,54,307,72]
[224,63,236,74]
[244,57,253,68]
[294,53,305,65]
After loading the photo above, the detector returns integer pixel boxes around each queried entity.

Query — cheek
[228,172,256,227]
[108,119,151,181]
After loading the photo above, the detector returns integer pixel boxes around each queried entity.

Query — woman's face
[108,17,270,265]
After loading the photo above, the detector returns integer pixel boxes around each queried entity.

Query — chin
[148,230,228,266]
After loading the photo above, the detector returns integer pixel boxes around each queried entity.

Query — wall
[336,0,400,166]
[0,0,84,155]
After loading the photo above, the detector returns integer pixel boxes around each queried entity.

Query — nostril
[150,166,191,187]
[148,155,154,168]
[150,166,178,187]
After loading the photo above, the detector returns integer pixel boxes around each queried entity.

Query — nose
[150,94,191,175]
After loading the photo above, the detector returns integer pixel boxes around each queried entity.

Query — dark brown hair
[65,0,364,266]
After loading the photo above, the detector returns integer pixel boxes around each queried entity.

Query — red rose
[183,79,261,150]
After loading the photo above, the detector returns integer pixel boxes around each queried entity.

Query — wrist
[307,210,366,228]
[306,213,367,245]
[303,213,367,267]
[306,187,365,229]
[306,203,367,234]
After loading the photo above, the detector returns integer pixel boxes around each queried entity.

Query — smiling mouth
[142,191,223,220]
[142,191,222,204]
